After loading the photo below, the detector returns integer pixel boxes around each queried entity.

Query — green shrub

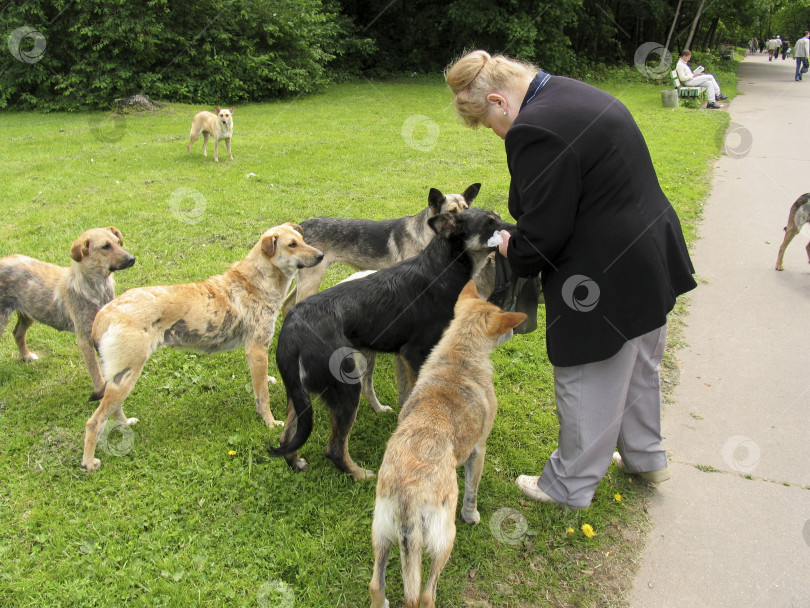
[0,0,370,111]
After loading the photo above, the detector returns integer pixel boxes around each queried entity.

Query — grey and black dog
[271,207,515,481]
[281,184,481,315]
[0,227,136,397]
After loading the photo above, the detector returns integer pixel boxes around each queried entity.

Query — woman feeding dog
[445,50,697,509]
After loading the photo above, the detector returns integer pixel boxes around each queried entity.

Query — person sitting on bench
[675,50,728,110]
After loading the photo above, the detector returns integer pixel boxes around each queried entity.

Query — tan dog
[775,193,810,270]
[369,281,526,608]
[81,224,323,471]
[187,106,234,161]
[0,227,135,397]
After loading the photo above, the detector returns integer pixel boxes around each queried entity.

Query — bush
[0,0,371,111]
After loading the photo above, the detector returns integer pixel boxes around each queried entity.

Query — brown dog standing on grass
[369,281,527,608]
[81,224,323,472]
[0,227,135,397]
[775,193,810,270]
[187,106,234,161]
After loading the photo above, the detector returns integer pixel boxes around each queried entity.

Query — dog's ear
[283,222,303,236]
[427,188,445,213]
[427,212,460,238]
[106,226,124,246]
[261,233,278,257]
[70,239,90,262]
[215,106,221,113]
[229,106,235,114]
[463,183,481,205]
[459,280,479,301]
[488,310,528,336]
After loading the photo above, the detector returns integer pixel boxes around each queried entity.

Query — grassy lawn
[0,71,730,607]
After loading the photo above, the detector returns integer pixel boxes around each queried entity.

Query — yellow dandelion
[614,493,623,502]
[567,527,575,535]
[581,524,596,538]
[228,450,237,456]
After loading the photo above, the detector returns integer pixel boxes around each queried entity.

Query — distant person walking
[794,31,810,81]
[782,38,790,60]
[767,36,782,61]
[675,50,727,109]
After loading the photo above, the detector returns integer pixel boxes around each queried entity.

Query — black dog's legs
[323,383,373,480]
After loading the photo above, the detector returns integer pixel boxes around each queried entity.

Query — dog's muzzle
[297,252,324,269]
[112,256,137,271]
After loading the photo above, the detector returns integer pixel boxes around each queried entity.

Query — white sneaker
[515,475,560,503]
[612,451,671,483]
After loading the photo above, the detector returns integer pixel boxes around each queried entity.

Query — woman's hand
[498,230,511,258]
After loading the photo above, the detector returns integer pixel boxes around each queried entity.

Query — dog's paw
[268,375,277,385]
[82,458,102,472]
[353,468,376,481]
[21,352,39,362]
[461,508,481,525]
[373,404,393,413]
[292,458,309,472]
[271,419,284,427]
[126,417,139,426]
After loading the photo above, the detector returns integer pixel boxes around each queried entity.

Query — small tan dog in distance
[369,281,526,608]
[187,107,234,161]
[0,227,135,397]
[81,224,323,471]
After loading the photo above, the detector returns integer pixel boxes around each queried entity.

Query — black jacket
[505,74,696,367]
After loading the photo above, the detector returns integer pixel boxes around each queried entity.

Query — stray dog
[81,224,323,471]
[187,107,234,161]
[0,227,135,397]
[369,281,526,608]
[341,252,498,414]
[281,184,481,316]
[775,193,810,270]
[270,207,515,480]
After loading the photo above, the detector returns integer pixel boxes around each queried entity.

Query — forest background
[1,0,807,111]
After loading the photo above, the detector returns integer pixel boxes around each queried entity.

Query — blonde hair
[445,50,538,128]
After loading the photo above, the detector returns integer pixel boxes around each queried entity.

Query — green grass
[0,75,729,607]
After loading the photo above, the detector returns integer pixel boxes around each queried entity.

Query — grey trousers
[538,324,668,508]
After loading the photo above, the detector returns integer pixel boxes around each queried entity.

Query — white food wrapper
[487,230,504,247]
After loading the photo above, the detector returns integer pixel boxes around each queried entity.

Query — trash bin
[661,89,679,108]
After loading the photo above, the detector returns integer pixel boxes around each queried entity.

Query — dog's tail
[396,501,424,608]
[270,386,314,457]
[269,325,315,457]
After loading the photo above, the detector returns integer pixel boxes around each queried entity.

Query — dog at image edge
[369,281,527,608]
[187,106,234,161]
[81,224,323,471]
[0,227,136,397]
[775,193,810,270]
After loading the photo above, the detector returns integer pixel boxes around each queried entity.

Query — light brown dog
[0,227,135,397]
[775,193,810,270]
[81,224,323,471]
[187,106,234,161]
[369,281,526,608]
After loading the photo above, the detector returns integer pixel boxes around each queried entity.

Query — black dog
[271,208,515,480]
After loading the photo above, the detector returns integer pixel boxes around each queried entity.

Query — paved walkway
[627,52,810,607]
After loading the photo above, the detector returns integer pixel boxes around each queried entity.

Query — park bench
[670,70,706,100]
